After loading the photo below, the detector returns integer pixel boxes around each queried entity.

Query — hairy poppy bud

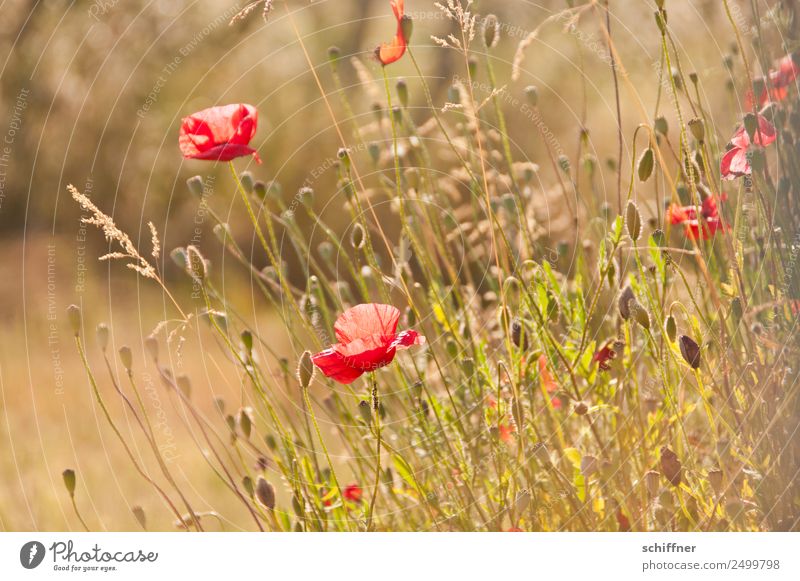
[631,301,651,331]
[242,476,254,498]
[358,400,373,425]
[618,286,636,320]
[238,407,253,439]
[186,245,207,281]
[255,476,276,510]
[574,401,589,416]
[66,305,81,336]
[350,223,365,249]
[297,350,315,390]
[644,470,660,496]
[186,175,204,198]
[664,315,677,343]
[524,85,538,107]
[626,201,642,241]
[327,45,341,70]
[240,171,254,194]
[170,247,187,269]
[688,118,705,142]
[96,323,109,351]
[660,447,682,486]
[119,346,133,371]
[638,148,655,182]
[144,334,159,362]
[654,116,668,135]
[482,14,500,48]
[63,468,77,497]
[396,78,409,108]
[679,335,701,369]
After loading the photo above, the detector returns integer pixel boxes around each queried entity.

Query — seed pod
[67,305,82,336]
[400,15,413,43]
[688,118,705,142]
[240,171,254,194]
[255,476,276,510]
[62,469,76,497]
[644,470,660,496]
[654,116,668,135]
[482,14,500,48]
[626,200,642,241]
[678,335,701,369]
[119,346,133,371]
[242,476,254,498]
[186,175,204,198]
[96,323,109,352]
[132,506,147,530]
[297,350,315,390]
[664,315,677,343]
[638,147,655,182]
[631,301,651,331]
[618,286,636,320]
[253,181,267,199]
[511,319,529,350]
[660,446,682,486]
[743,113,758,142]
[358,400,373,425]
[574,401,589,416]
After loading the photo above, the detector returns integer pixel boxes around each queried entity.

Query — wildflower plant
[65,0,800,533]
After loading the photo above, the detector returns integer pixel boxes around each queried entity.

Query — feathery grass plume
[69,185,156,279]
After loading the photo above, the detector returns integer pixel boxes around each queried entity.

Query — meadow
[0,0,798,532]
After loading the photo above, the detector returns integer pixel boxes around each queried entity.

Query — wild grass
[62,0,799,532]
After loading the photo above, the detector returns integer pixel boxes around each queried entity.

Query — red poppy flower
[179,104,261,163]
[746,54,799,108]
[343,483,363,504]
[538,354,562,410]
[498,422,516,443]
[376,0,407,65]
[506,527,524,532]
[668,194,727,240]
[311,303,425,384]
[720,114,776,180]
[592,342,617,371]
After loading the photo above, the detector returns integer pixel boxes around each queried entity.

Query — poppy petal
[391,329,426,350]
[311,348,364,384]
[334,303,400,343]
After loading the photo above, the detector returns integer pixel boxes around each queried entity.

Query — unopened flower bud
[96,323,109,351]
[62,468,76,497]
[618,286,636,320]
[67,305,81,336]
[119,346,133,371]
[482,14,500,48]
[626,200,642,240]
[255,476,276,510]
[524,85,538,107]
[688,117,705,142]
[660,446,682,486]
[678,335,701,369]
[396,78,409,108]
[297,350,315,390]
[186,175,204,198]
[664,315,677,343]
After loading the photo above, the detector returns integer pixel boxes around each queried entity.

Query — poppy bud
[626,200,642,241]
[176,374,191,399]
[253,181,267,199]
[297,350,315,390]
[660,446,682,486]
[574,401,589,416]
[644,470,660,496]
[631,301,651,331]
[743,113,758,142]
[119,346,133,371]
[511,319,529,350]
[655,10,667,34]
[170,247,188,269]
[132,506,147,530]
[144,334,159,362]
[708,468,723,495]
[664,315,677,343]
[214,397,226,415]
[558,155,571,174]
[400,15,413,43]
[298,186,314,207]
[186,245,207,281]
[638,148,654,182]
[255,476,276,510]
[350,223,365,249]
[524,85,538,107]
[358,400,373,425]
[368,142,380,164]
[96,323,109,352]
[688,118,705,142]
[67,305,82,336]
[242,476,254,498]
[240,171,254,194]
[327,45,341,71]
[678,335,701,369]
[396,78,409,108]
[482,14,500,48]
[581,455,598,477]
[186,175,205,198]
[618,286,636,320]
[654,116,668,135]
[238,407,253,439]
[63,469,76,497]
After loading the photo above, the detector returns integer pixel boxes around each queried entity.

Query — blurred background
[0,0,780,529]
